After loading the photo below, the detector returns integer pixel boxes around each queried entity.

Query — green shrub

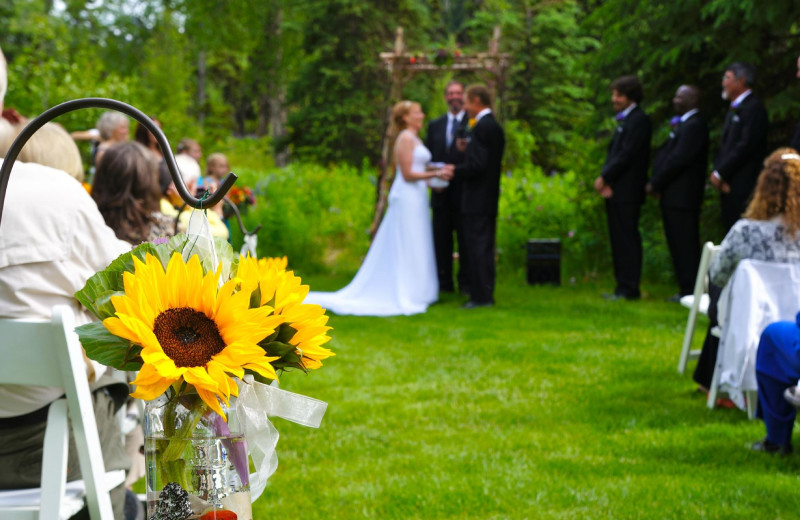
[236,162,375,275]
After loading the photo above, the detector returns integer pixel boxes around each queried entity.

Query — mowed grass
[252,274,800,519]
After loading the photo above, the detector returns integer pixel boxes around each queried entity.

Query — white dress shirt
[0,159,130,417]
[445,111,464,148]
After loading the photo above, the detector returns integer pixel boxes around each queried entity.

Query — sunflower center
[153,307,226,367]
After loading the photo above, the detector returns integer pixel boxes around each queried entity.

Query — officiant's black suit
[601,105,651,299]
[454,113,505,304]
[425,113,468,293]
[714,94,768,232]
[651,112,709,295]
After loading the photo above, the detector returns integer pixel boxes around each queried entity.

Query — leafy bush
[235,162,375,276]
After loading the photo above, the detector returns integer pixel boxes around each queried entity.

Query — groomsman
[594,75,651,301]
[648,85,709,299]
[452,85,505,308]
[425,80,469,294]
[709,62,768,233]
[790,55,800,151]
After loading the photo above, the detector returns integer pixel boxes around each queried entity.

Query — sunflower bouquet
[75,234,333,519]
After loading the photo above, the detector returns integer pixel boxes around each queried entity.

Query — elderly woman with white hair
[94,110,130,166]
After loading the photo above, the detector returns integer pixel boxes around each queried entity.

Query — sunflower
[238,256,334,370]
[103,252,283,418]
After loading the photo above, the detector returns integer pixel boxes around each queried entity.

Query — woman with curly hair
[694,149,800,407]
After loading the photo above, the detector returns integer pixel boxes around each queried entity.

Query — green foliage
[286,0,432,165]
[470,0,598,170]
[235,162,375,275]
[498,121,609,280]
[582,0,800,149]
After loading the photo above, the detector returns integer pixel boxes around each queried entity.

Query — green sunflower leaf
[75,321,143,371]
[261,340,298,357]
[275,323,297,344]
[75,271,124,320]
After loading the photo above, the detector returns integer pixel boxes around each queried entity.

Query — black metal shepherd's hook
[223,198,262,238]
[0,97,238,229]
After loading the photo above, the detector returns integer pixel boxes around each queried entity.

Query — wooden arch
[370,27,510,236]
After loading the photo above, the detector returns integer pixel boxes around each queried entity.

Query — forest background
[3,0,800,287]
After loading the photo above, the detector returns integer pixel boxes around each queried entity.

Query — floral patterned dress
[710,216,800,287]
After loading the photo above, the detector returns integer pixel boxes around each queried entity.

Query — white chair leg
[707,362,721,409]
[39,399,69,520]
[746,390,758,420]
[678,306,699,374]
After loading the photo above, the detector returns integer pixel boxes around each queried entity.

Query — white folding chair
[706,260,800,419]
[0,305,125,519]
[677,241,719,374]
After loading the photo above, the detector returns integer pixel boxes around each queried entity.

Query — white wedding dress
[306,134,438,316]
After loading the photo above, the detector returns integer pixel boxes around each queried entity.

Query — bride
[306,100,453,316]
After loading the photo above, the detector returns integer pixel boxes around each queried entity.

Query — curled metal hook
[223,197,262,237]
[0,97,238,229]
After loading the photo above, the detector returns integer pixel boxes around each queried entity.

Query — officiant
[425,80,469,295]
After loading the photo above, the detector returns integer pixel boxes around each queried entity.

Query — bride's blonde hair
[386,100,419,179]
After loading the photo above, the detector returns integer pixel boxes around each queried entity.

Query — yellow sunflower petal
[196,387,226,420]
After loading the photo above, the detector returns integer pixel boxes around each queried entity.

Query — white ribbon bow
[236,375,328,502]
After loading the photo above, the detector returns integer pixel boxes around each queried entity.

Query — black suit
[425,113,468,292]
[454,112,505,304]
[601,105,651,298]
[651,111,709,295]
[790,118,800,152]
[713,93,768,232]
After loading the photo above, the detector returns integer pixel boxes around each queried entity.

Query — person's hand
[645,182,660,199]
[455,137,467,152]
[439,164,454,181]
[720,181,731,194]
[709,171,722,191]
[600,185,614,199]
[593,176,606,194]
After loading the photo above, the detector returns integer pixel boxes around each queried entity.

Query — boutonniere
[468,118,477,130]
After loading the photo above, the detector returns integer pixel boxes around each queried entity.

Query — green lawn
[252,274,800,519]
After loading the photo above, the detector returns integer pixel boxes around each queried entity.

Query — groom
[451,84,505,308]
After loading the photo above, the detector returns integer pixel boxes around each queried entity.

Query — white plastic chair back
[707,260,800,418]
[677,242,719,373]
[0,305,123,519]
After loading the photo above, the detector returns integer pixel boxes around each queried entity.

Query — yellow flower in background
[104,252,282,418]
[238,256,334,371]
[468,118,477,129]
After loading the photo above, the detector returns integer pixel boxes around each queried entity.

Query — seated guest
[94,111,130,167]
[177,137,202,164]
[204,152,230,190]
[133,115,163,162]
[0,45,134,519]
[92,141,174,245]
[160,152,229,239]
[751,313,800,455]
[693,149,800,394]
[0,120,84,182]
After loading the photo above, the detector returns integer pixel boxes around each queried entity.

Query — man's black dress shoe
[462,301,494,309]
[751,437,792,456]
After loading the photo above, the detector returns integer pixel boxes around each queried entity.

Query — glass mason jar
[144,393,253,520]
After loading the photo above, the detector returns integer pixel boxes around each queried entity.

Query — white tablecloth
[717,259,800,409]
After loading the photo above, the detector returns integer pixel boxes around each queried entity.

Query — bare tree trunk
[266,9,289,167]
[197,50,206,124]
